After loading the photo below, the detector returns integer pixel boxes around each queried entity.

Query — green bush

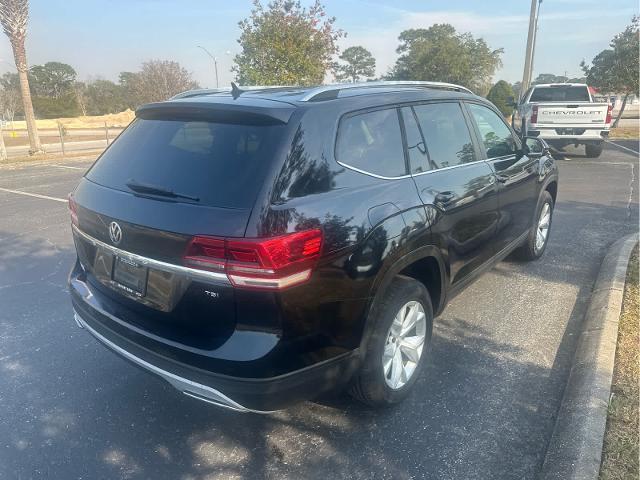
[487,80,515,116]
[33,94,80,119]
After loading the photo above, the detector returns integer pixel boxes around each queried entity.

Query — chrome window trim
[336,159,411,180]
[72,224,230,285]
[484,154,515,162]
[411,159,489,177]
[337,158,490,181]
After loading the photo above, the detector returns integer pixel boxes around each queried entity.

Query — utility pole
[197,45,219,88]
[521,0,542,99]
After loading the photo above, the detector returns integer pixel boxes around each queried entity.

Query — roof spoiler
[136,100,294,125]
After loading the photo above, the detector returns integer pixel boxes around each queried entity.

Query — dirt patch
[610,127,639,140]
[599,245,639,480]
[5,110,135,130]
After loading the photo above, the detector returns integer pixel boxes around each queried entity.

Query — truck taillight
[605,104,613,124]
[184,229,323,290]
[530,105,538,124]
[68,193,78,226]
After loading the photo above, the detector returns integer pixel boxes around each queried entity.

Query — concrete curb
[540,233,638,480]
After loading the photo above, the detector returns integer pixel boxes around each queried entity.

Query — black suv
[69,81,559,412]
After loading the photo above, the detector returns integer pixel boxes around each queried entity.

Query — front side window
[413,102,476,169]
[335,108,406,178]
[467,103,516,158]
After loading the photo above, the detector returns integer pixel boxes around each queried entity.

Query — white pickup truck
[514,83,612,158]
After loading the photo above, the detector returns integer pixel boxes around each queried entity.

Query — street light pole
[521,0,542,99]
[197,45,219,88]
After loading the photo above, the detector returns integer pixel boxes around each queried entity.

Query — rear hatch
[529,85,610,127]
[535,102,609,126]
[71,98,294,346]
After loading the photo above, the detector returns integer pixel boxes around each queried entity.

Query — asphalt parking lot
[0,142,638,480]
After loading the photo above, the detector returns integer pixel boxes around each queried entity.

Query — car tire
[514,190,554,261]
[349,276,433,407]
[585,143,603,158]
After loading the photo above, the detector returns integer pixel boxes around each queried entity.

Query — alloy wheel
[382,301,427,390]
[535,202,551,253]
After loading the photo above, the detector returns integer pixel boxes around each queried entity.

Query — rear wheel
[514,191,554,261]
[585,142,603,158]
[349,276,433,407]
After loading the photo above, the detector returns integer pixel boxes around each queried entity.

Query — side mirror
[523,136,549,157]
[507,96,518,107]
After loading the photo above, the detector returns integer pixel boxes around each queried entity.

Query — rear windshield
[529,86,590,102]
[86,118,284,209]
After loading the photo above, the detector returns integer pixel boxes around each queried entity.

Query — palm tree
[0,0,41,153]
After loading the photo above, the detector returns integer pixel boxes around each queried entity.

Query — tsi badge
[109,221,122,245]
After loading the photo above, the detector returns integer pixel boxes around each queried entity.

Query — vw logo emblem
[108,221,122,245]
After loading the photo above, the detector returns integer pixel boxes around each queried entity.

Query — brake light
[530,105,538,124]
[605,104,613,124]
[184,229,323,290]
[68,193,78,226]
[183,237,226,271]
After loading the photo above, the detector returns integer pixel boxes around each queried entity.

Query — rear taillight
[68,193,78,226]
[530,105,538,124]
[184,229,323,290]
[605,104,613,124]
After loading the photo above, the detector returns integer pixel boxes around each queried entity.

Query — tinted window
[467,103,516,158]
[529,85,590,102]
[86,118,283,208]
[400,107,430,174]
[336,108,406,177]
[413,103,476,169]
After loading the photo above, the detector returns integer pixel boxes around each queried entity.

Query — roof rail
[171,88,229,99]
[299,81,474,102]
[170,85,295,100]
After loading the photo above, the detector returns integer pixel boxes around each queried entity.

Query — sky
[0,0,637,88]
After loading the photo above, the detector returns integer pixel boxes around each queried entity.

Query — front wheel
[349,276,433,407]
[514,191,554,261]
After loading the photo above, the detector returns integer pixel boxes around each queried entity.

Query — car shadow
[0,188,638,480]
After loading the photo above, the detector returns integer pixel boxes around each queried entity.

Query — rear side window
[86,118,284,208]
[413,103,476,169]
[467,103,516,158]
[529,86,590,102]
[335,108,406,178]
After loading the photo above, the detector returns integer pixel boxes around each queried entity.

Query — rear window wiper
[125,179,200,202]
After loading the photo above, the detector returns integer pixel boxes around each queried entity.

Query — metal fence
[1,124,125,159]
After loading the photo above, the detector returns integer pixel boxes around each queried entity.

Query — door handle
[435,191,456,204]
[495,174,509,183]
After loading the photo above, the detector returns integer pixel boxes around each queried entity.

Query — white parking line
[0,186,67,203]
[606,140,640,155]
[53,165,86,170]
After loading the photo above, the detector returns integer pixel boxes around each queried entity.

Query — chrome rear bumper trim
[73,310,272,414]
[71,224,230,285]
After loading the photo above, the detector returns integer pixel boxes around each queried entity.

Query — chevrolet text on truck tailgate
[69,81,559,412]
[514,83,612,158]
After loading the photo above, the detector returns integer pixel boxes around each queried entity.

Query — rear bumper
[529,126,608,142]
[70,270,361,412]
